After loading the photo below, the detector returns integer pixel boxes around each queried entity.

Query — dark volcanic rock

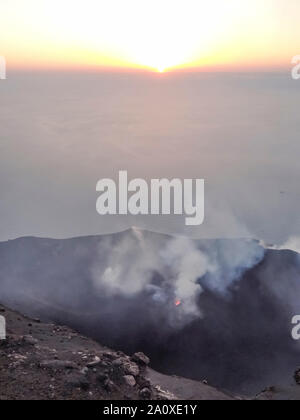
[294,369,300,385]
[123,375,136,387]
[22,335,38,346]
[0,303,237,400]
[39,360,77,370]
[67,374,90,391]
[86,356,101,368]
[139,387,152,400]
[132,352,150,366]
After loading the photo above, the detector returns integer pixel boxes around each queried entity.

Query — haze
[0,71,299,243]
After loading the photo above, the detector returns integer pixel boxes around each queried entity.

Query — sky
[1,0,300,72]
[0,71,299,243]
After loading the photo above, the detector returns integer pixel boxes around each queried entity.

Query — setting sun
[1,0,300,71]
[43,0,239,71]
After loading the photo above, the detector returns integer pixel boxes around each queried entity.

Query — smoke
[277,236,300,255]
[90,229,266,328]
[91,231,156,297]
[0,229,299,394]
[160,238,208,318]
[260,236,300,255]
[92,232,206,321]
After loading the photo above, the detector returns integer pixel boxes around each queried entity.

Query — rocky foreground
[0,304,235,400]
[1,231,300,394]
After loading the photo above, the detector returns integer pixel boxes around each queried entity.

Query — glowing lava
[175,300,181,307]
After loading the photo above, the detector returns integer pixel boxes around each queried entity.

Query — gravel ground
[0,303,235,400]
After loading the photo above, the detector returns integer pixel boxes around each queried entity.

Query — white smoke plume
[160,237,209,318]
[91,228,265,325]
[277,236,300,254]
[260,236,300,255]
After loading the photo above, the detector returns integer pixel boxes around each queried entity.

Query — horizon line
[5,65,290,74]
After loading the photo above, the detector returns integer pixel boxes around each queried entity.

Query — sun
[42,0,252,71]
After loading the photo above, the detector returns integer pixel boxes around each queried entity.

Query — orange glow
[175,300,181,307]
[1,0,299,71]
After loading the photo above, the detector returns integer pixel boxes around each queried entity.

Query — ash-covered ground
[0,229,300,396]
[0,304,235,400]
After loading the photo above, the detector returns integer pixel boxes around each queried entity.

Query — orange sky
[1,0,299,72]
